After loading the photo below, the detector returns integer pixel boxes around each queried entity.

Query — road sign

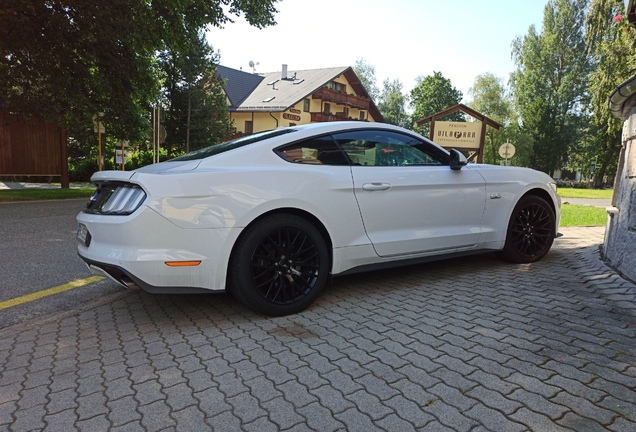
[498,142,516,159]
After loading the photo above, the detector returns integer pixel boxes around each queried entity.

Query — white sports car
[77,122,561,316]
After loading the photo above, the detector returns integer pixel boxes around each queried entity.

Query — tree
[511,0,591,176]
[583,0,635,187]
[377,78,409,128]
[0,0,279,139]
[410,72,463,136]
[467,73,516,165]
[353,58,380,103]
[159,31,233,157]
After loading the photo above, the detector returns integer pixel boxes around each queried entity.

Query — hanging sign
[433,121,481,149]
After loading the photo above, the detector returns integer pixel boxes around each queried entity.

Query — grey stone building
[604,0,636,282]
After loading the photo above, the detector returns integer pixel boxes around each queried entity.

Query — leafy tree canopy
[467,73,513,164]
[353,58,380,103]
[378,78,409,128]
[581,0,636,186]
[511,0,590,175]
[0,0,279,139]
[410,71,463,135]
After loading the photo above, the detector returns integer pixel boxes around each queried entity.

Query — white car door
[332,129,487,257]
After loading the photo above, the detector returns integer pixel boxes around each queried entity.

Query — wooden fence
[0,110,68,187]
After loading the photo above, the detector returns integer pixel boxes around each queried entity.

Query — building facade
[217,65,384,136]
[603,0,636,282]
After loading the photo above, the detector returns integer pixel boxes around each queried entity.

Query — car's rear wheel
[229,214,329,316]
[498,195,555,263]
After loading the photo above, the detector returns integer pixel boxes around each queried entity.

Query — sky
[206,0,549,102]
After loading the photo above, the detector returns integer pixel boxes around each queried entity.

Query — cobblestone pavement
[1,226,635,431]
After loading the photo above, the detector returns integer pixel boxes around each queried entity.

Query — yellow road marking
[0,276,104,310]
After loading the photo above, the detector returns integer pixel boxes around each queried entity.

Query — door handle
[362,182,391,191]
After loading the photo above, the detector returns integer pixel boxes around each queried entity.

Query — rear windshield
[170,128,297,161]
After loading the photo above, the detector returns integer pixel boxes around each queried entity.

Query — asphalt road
[0,199,124,329]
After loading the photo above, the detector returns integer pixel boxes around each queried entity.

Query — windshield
[170,128,297,161]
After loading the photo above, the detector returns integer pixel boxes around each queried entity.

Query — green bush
[555,179,589,189]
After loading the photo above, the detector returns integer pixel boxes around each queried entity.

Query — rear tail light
[84,183,146,215]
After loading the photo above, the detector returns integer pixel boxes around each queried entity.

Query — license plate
[77,223,90,246]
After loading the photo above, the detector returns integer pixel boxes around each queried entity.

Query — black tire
[229,214,329,316]
[498,195,555,264]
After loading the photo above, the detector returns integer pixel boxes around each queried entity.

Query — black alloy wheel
[230,214,329,316]
[498,195,555,263]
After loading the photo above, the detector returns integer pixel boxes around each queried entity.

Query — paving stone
[429,368,476,392]
[422,399,478,432]
[465,385,522,414]
[607,416,636,432]
[107,395,141,427]
[376,413,419,432]
[597,395,636,424]
[17,385,48,410]
[428,383,478,412]
[133,379,165,406]
[10,404,46,431]
[551,390,617,425]
[556,411,609,432]
[297,401,346,432]
[354,373,401,402]
[464,403,527,432]
[277,380,318,408]
[384,394,435,428]
[547,374,607,402]
[0,382,23,404]
[310,385,355,414]
[77,415,111,432]
[42,407,78,431]
[335,407,381,432]
[194,386,232,417]
[261,396,305,430]
[286,365,327,391]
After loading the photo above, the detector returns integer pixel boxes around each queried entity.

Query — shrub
[555,179,589,189]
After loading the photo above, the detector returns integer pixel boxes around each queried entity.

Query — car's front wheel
[229,214,329,316]
[498,195,555,263]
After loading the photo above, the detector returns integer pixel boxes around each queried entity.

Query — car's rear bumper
[78,254,214,294]
[76,206,232,292]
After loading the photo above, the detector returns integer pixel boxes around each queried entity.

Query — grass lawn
[557,188,613,199]
[0,188,94,203]
[560,204,607,227]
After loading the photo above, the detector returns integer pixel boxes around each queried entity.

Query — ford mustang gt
[77,122,561,316]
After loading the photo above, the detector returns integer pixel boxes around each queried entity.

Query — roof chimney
[281,64,288,80]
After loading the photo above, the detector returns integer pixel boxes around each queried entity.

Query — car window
[170,129,296,161]
[332,130,449,167]
[276,136,350,166]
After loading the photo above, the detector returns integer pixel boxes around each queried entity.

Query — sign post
[93,113,105,171]
[498,142,516,166]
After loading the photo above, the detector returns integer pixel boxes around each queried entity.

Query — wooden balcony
[311,112,346,122]
[311,87,370,110]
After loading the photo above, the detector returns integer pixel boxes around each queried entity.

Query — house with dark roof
[216,64,384,136]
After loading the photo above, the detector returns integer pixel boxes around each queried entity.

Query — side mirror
[449,149,467,171]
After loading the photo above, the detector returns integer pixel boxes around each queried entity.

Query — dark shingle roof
[216,65,264,108]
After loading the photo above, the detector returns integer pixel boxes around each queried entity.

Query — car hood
[472,164,554,184]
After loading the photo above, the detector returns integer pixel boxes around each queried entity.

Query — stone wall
[603,105,636,283]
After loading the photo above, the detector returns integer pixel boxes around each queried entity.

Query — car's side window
[276,136,350,166]
[332,130,448,167]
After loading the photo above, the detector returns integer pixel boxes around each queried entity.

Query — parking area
[1,226,635,431]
